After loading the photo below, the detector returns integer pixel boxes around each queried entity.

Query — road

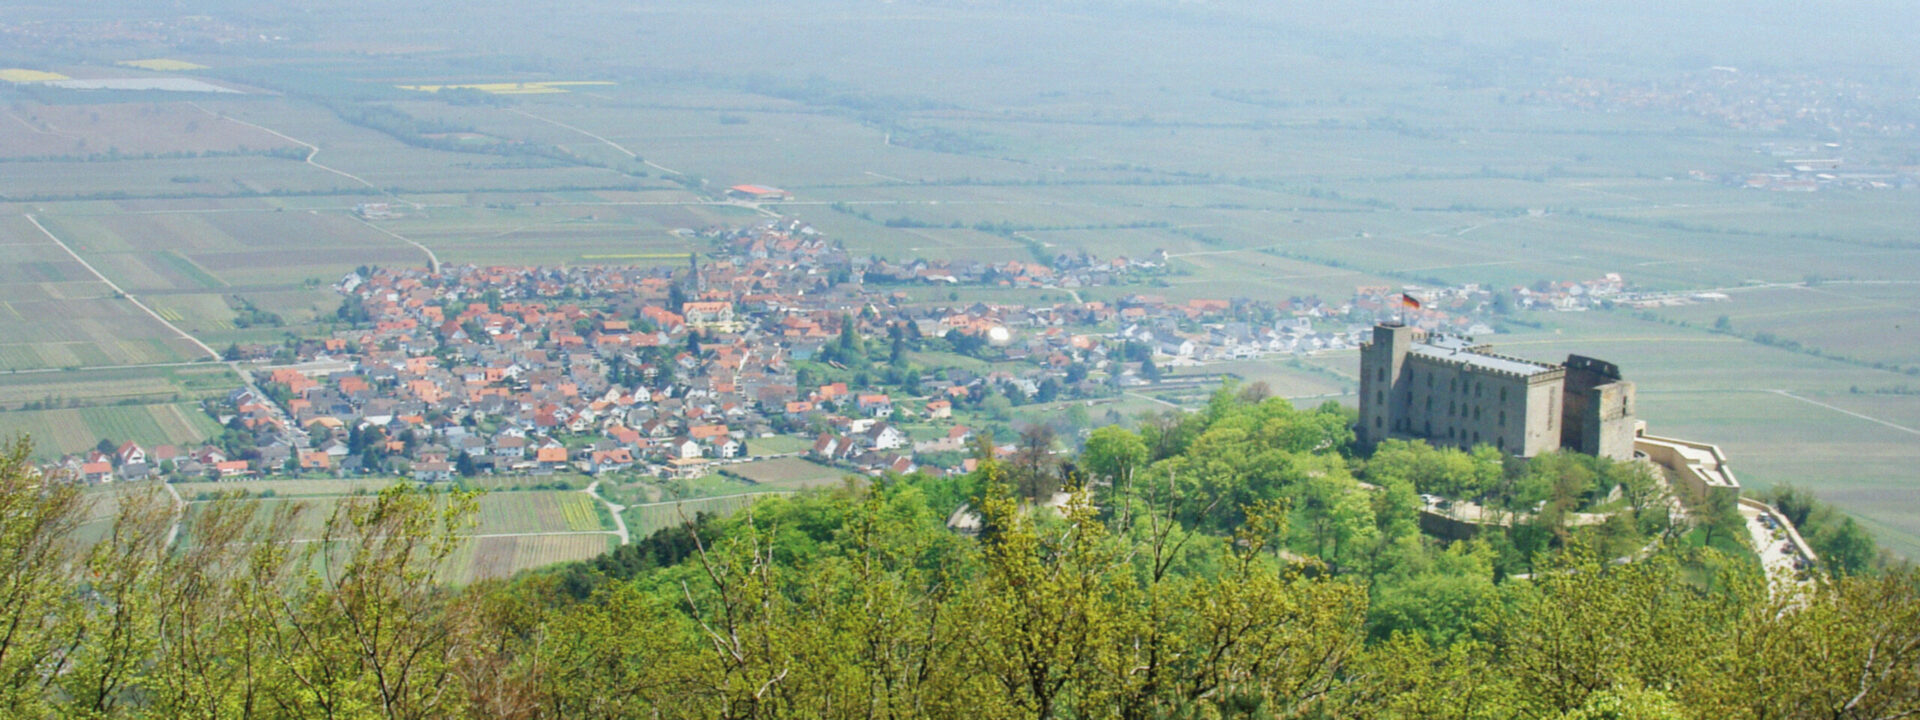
[188,102,415,207]
[1739,501,1813,592]
[1769,389,1920,437]
[354,217,441,273]
[586,480,631,545]
[511,107,684,176]
[24,214,220,361]
[25,213,307,449]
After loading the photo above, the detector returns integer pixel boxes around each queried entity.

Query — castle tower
[1358,321,1414,451]
[1561,355,1637,461]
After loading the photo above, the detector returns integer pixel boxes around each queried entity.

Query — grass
[746,435,814,455]
[723,457,848,489]
[624,494,777,540]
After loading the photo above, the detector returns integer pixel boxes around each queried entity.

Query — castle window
[1427,373,1433,388]
[1375,416,1382,428]
[1377,367,1385,382]
[1426,397,1432,411]
[1501,387,1508,402]
[1376,390,1383,404]
[1475,382,1482,398]
[1474,406,1482,420]
[1497,437,1506,451]
[1499,410,1506,427]
[1473,431,1480,444]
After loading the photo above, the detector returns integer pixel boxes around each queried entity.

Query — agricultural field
[0,101,297,159]
[448,534,616,584]
[161,486,619,582]
[172,478,406,499]
[0,402,221,458]
[724,457,848,490]
[624,493,778,540]
[117,59,210,72]
[0,215,208,371]
[475,491,610,533]
[744,434,814,456]
[0,364,238,410]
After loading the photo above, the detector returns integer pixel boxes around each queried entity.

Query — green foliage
[2,387,1917,719]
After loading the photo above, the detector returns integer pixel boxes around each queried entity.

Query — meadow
[723,457,848,489]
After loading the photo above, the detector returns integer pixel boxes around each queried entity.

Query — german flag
[1402,293,1422,310]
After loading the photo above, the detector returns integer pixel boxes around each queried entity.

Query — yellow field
[0,69,69,83]
[396,80,614,95]
[117,58,209,71]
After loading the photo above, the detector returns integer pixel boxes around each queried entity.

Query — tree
[1140,355,1162,382]
[0,438,85,716]
[455,450,476,477]
[1695,489,1745,553]
[1011,424,1060,499]
[1082,426,1147,487]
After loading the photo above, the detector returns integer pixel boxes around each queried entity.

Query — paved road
[1739,502,1812,591]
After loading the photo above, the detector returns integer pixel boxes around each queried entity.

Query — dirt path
[353,217,440,273]
[187,102,407,204]
[510,107,684,176]
[162,481,185,549]
[585,480,630,545]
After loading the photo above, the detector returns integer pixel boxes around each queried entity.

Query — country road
[586,480,631,545]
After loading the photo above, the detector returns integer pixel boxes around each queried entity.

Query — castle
[1357,322,1636,460]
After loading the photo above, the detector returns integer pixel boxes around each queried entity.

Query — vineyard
[626,493,781,539]
[477,491,609,533]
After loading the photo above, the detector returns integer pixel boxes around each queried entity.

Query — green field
[723,457,849,489]
[0,401,223,457]
[157,486,619,581]
[624,493,783,540]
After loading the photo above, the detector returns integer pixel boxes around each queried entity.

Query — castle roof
[1406,335,1558,378]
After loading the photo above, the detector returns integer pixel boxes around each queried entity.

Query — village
[46,217,1644,488]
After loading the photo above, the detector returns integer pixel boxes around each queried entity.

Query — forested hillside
[2,391,1916,719]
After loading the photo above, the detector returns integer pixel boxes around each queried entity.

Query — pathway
[353,217,441,273]
[510,108,684,176]
[586,480,630,545]
[25,213,306,447]
[162,481,185,549]
[187,102,412,206]
[24,214,220,361]
[1738,500,1814,591]
[1769,389,1920,437]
